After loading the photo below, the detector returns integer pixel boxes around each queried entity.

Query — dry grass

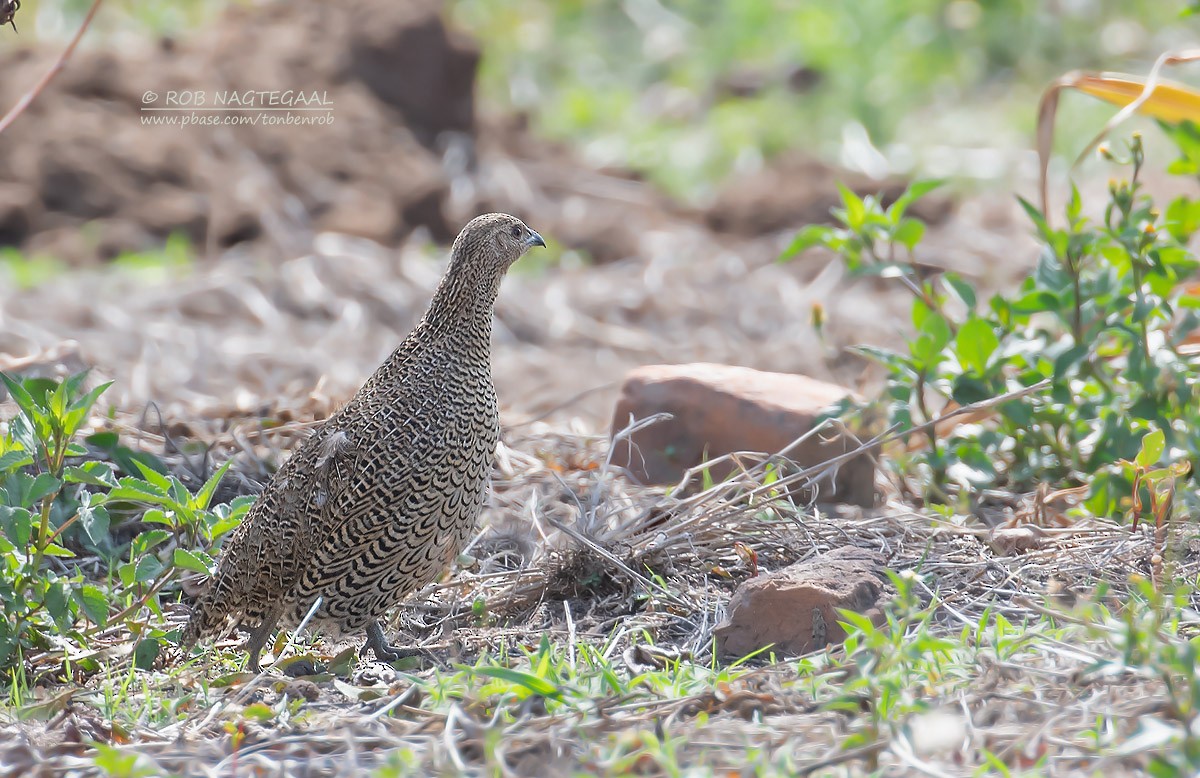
[0,166,1030,432]
[0,146,1184,777]
[1,409,1196,776]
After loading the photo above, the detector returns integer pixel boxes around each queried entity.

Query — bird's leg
[362,619,424,664]
[244,604,286,673]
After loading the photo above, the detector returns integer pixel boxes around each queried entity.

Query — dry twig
[0,0,105,135]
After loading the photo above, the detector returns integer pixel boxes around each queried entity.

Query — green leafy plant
[825,572,956,762]
[0,372,116,667]
[0,372,246,675]
[1072,578,1200,774]
[784,134,1200,517]
[1124,428,1191,533]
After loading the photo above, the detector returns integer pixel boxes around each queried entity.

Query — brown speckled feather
[181,213,544,669]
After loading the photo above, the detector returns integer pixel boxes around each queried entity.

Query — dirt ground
[0,0,1039,434]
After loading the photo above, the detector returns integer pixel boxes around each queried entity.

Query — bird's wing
[193,420,364,623]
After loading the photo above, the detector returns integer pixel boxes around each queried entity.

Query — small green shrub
[0,372,246,676]
[784,133,1199,517]
[1070,577,1200,774]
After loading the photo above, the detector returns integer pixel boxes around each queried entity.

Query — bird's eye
[510,225,521,238]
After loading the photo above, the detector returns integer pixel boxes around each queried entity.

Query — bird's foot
[362,620,426,665]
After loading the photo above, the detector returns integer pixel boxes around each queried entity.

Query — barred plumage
[181,213,545,671]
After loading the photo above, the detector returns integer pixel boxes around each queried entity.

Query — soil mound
[0,0,480,263]
[0,0,942,268]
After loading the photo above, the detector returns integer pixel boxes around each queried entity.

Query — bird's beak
[525,230,546,249]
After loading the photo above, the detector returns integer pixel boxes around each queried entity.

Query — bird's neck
[418,253,504,344]
[369,253,501,395]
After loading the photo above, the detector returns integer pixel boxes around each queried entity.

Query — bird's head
[452,212,546,273]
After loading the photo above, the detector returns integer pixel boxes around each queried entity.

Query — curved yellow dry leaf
[1037,49,1200,216]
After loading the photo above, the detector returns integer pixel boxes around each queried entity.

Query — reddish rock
[714,547,889,659]
[609,363,875,506]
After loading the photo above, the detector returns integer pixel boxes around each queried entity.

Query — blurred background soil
[0,0,1145,430]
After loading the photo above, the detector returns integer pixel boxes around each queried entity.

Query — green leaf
[0,372,43,423]
[780,224,832,260]
[59,381,112,440]
[1034,246,1070,291]
[1165,195,1200,242]
[886,179,945,222]
[26,473,62,508]
[1136,429,1165,469]
[48,380,71,427]
[131,529,171,557]
[473,666,562,700]
[242,702,276,721]
[85,431,120,450]
[108,477,170,504]
[63,461,117,488]
[133,460,174,495]
[133,638,160,671]
[44,581,70,629]
[77,502,111,546]
[848,345,915,375]
[910,304,953,367]
[0,506,33,549]
[837,609,879,635]
[952,376,993,405]
[327,646,358,677]
[944,274,977,310]
[837,183,867,230]
[1017,196,1052,242]
[134,555,164,583]
[1011,290,1060,314]
[893,218,926,251]
[0,450,33,475]
[1052,344,1088,379]
[61,371,89,402]
[140,508,173,526]
[194,461,232,511]
[173,548,214,575]
[75,584,109,626]
[91,745,143,778]
[1065,183,1082,224]
[3,473,62,511]
[210,512,245,541]
[955,317,999,374]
